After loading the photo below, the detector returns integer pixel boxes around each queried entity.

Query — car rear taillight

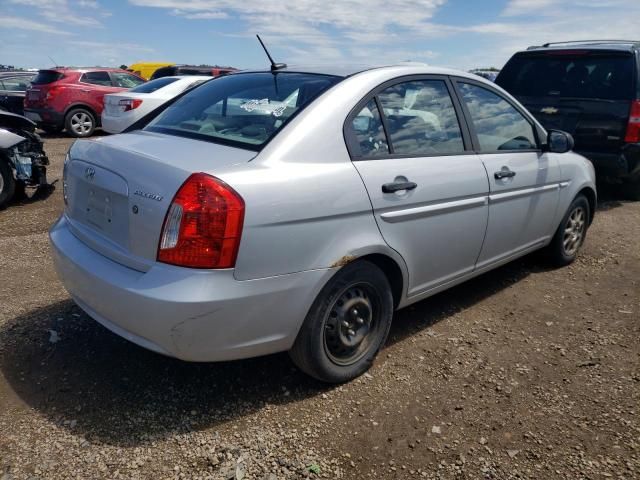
[625,100,640,143]
[158,173,245,269]
[118,98,143,112]
[45,86,62,101]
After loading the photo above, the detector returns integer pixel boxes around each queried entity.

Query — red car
[24,67,145,137]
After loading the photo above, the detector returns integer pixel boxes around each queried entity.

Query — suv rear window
[144,72,341,150]
[150,66,178,80]
[31,70,64,85]
[130,77,179,93]
[497,53,635,100]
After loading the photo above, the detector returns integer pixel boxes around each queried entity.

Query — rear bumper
[100,114,129,134]
[578,144,640,180]
[23,108,64,128]
[49,215,332,362]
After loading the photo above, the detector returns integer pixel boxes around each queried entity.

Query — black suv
[497,40,640,198]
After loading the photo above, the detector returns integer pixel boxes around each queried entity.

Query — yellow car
[127,62,174,80]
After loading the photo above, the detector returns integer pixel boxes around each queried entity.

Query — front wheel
[65,108,96,138]
[289,260,394,383]
[547,194,590,266]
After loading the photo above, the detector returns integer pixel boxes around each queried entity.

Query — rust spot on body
[331,255,357,268]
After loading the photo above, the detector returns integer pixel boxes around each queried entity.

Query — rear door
[79,71,121,114]
[496,51,635,154]
[347,76,489,296]
[453,79,561,267]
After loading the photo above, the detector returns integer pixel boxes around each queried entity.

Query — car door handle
[494,169,516,180]
[382,181,417,193]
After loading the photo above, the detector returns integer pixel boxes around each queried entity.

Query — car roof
[0,71,35,77]
[44,67,131,73]
[524,40,640,53]
[237,63,479,79]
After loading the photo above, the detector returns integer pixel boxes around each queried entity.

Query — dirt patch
[0,136,638,479]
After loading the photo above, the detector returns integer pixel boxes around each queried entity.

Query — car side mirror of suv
[546,130,575,154]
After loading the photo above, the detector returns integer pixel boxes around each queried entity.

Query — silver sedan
[50,64,596,383]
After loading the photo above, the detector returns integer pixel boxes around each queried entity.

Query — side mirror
[546,130,574,153]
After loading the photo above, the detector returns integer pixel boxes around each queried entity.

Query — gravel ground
[0,134,638,480]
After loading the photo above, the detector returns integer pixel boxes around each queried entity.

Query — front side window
[350,100,389,158]
[81,71,112,86]
[145,72,340,149]
[377,80,465,155]
[112,72,145,88]
[459,83,537,152]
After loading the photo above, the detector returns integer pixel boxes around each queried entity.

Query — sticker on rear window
[240,98,287,117]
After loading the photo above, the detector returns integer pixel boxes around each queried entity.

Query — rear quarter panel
[212,69,418,282]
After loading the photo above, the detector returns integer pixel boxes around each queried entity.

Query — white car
[101,76,211,134]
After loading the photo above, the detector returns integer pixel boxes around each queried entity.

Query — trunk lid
[517,96,631,153]
[65,131,256,270]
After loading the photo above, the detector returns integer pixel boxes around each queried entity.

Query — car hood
[0,109,37,132]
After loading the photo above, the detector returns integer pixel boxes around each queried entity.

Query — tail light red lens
[118,98,143,111]
[625,100,640,143]
[45,86,61,102]
[158,173,245,269]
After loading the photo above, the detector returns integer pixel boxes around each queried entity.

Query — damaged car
[0,110,49,208]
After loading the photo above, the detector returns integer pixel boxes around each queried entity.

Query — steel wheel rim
[323,282,381,366]
[70,112,92,135]
[563,206,586,256]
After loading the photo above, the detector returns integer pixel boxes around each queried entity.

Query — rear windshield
[150,67,177,80]
[497,53,635,100]
[144,72,341,150]
[31,70,64,85]
[130,77,179,93]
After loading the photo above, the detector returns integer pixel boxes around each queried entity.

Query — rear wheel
[0,158,16,209]
[65,108,96,137]
[289,261,394,383]
[547,194,590,266]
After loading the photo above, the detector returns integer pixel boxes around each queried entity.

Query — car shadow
[0,252,549,447]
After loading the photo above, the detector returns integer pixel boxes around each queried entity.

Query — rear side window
[377,80,465,155]
[129,77,179,93]
[459,83,537,152]
[145,72,340,149]
[81,71,112,86]
[497,53,635,100]
[351,100,389,157]
[112,72,145,88]
[32,70,63,85]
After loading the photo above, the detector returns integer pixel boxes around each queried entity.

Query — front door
[454,80,561,268]
[346,77,490,296]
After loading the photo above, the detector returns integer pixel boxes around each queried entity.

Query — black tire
[0,158,16,209]
[64,108,96,138]
[289,260,394,383]
[547,194,590,267]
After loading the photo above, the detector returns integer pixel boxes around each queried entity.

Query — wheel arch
[577,186,597,225]
[352,253,405,310]
[64,103,99,125]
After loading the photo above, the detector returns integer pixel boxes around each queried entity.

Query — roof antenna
[256,34,286,71]
[47,55,59,67]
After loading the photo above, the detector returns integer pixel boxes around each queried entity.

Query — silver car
[50,64,596,383]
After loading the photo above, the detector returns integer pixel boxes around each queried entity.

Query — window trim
[343,74,474,161]
[450,77,543,154]
[79,71,115,87]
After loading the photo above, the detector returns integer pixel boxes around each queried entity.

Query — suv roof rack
[528,40,640,50]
